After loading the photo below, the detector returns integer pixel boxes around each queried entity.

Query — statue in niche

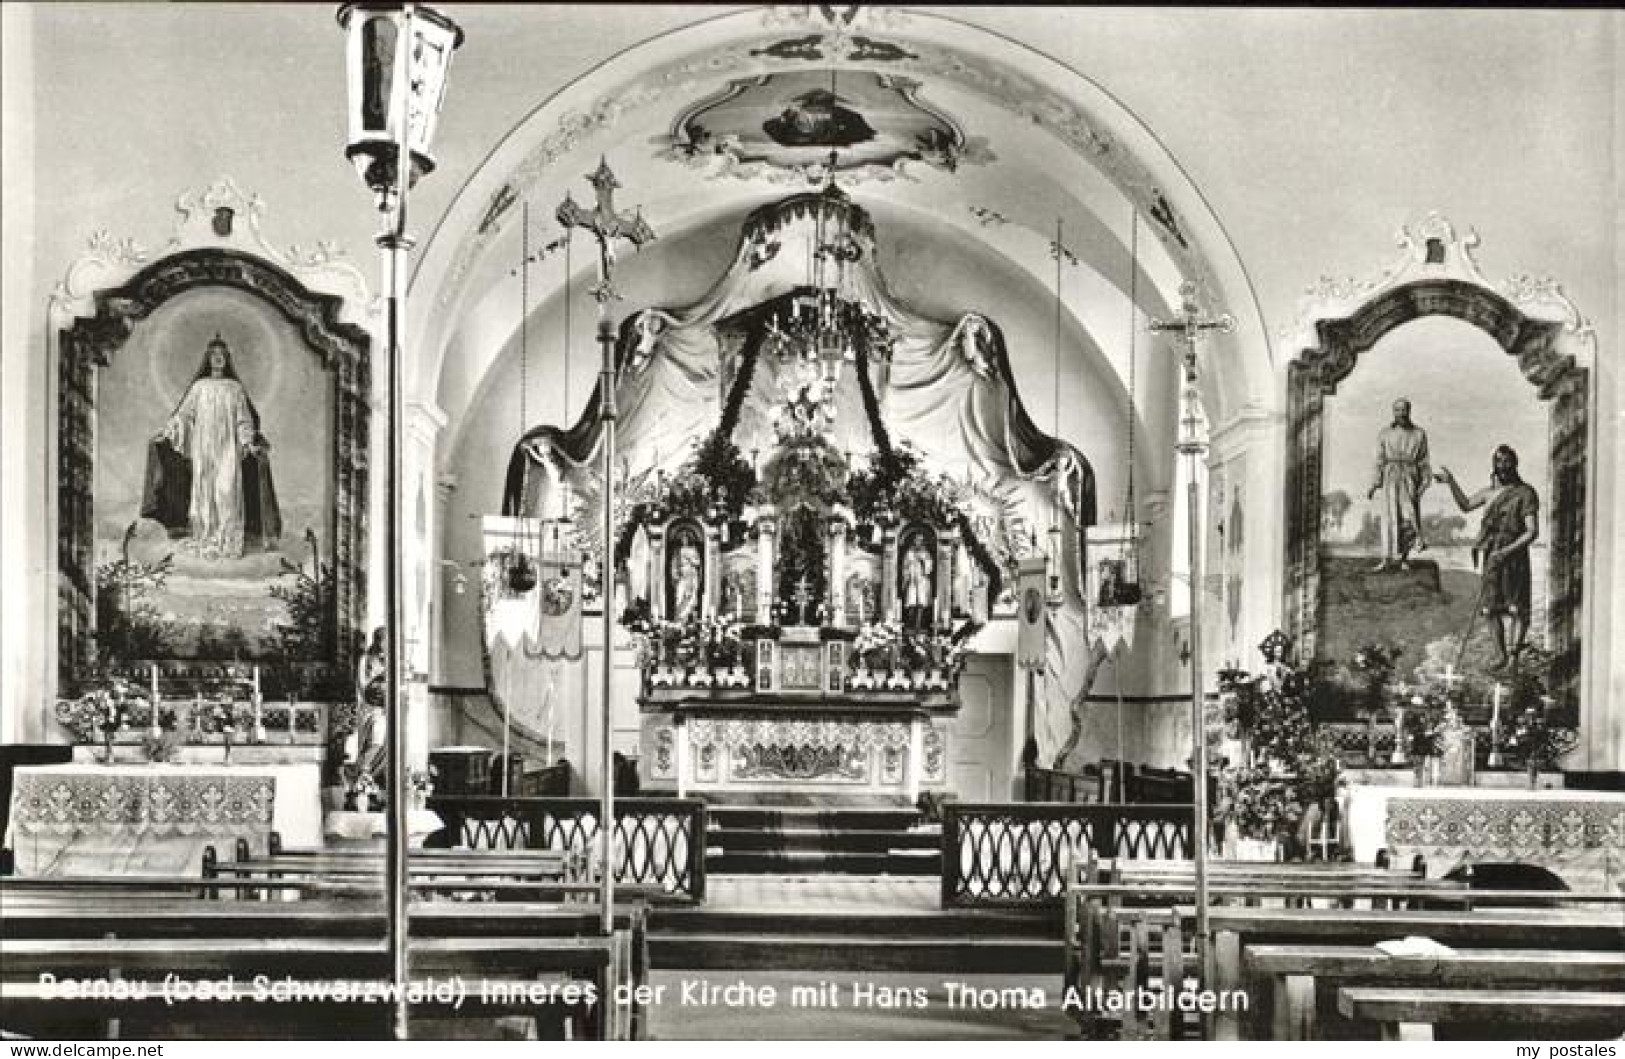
[900,534,935,630]
[668,532,703,623]
[1434,444,1540,672]
[1367,397,1431,572]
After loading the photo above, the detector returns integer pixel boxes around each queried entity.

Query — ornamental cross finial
[555,157,655,303]
[1149,281,1235,382]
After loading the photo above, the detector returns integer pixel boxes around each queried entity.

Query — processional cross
[1149,280,1236,383]
[556,157,656,303]
[553,157,655,936]
[1145,277,1233,972]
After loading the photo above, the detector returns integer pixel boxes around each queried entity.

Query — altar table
[5,762,322,877]
[1347,785,1625,892]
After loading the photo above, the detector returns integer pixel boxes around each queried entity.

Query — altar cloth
[6,762,321,876]
[1347,785,1625,892]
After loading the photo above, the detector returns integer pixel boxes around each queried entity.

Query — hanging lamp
[1111,209,1145,607]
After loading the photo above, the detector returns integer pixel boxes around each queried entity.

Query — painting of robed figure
[141,334,283,560]
[58,247,370,698]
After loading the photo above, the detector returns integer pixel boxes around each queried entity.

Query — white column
[828,519,848,627]
[675,717,689,798]
[402,401,446,772]
[1209,405,1284,664]
[906,716,924,803]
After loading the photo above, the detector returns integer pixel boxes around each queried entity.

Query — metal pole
[596,311,617,936]
[381,7,416,1038]
[1178,389,1211,990]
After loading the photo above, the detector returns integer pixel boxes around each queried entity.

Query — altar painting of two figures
[92,288,335,666]
[1317,316,1549,681]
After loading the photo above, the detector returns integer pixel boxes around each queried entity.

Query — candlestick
[1487,682,1506,767]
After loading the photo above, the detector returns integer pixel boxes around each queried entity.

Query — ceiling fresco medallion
[662,70,991,184]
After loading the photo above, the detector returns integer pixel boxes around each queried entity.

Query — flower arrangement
[54,678,151,743]
[1350,644,1403,710]
[406,768,435,808]
[851,620,904,671]
[1402,689,1450,760]
[141,702,184,763]
[1499,702,1578,775]
[1213,635,1341,849]
[346,771,382,812]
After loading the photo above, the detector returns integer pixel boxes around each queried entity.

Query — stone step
[708,827,941,853]
[653,908,1061,938]
[707,807,925,832]
[706,849,941,876]
[650,933,1063,974]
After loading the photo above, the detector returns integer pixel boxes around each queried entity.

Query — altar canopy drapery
[502,187,1098,760]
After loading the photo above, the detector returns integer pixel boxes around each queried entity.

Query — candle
[148,665,162,738]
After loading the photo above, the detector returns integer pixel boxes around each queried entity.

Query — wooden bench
[1196,905,1625,1040]
[1248,945,1625,1039]
[1337,986,1625,1041]
[0,884,649,1040]
[0,975,602,1040]
[1064,855,1467,1038]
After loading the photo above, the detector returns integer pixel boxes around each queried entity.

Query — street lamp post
[338,2,462,1039]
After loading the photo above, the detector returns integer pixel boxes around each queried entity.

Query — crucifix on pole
[555,158,655,936]
[1148,279,1233,985]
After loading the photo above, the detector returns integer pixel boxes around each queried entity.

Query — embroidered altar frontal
[1354,786,1625,892]
[5,763,311,876]
[643,712,949,797]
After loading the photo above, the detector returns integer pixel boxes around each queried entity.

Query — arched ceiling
[413,6,1270,471]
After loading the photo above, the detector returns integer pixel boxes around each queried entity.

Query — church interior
[1,4,1622,1043]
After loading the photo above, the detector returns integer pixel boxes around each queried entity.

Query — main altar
[496,178,1098,800]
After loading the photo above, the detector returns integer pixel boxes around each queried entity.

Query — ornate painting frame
[1282,215,1593,720]
[56,226,371,699]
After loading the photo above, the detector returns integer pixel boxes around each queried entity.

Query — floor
[645,970,1077,1040]
[647,875,1076,1040]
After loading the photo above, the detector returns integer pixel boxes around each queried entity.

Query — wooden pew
[1067,873,1473,1041]
[1,883,648,1040]
[1248,945,1625,1039]
[1065,855,1465,1032]
[0,976,601,1040]
[1337,987,1625,1041]
[1195,905,1625,1040]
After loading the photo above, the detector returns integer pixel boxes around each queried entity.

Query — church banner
[1085,523,1140,654]
[1015,556,1048,670]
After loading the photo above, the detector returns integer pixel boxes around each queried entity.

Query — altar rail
[427,796,707,903]
[1023,761,1196,805]
[941,803,1193,907]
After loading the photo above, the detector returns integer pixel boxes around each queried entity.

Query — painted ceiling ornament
[662,70,991,184]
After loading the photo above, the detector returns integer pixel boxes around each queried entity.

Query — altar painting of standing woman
[1316,316,1548,681]
[86,286,335,664]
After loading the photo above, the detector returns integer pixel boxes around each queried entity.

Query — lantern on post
[336,1,461,1041]
[338,2,462,209]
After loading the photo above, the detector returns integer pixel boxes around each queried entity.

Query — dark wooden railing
[427,796,707,903]
[1024,761,1198,805]
[941,802,1192,906]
